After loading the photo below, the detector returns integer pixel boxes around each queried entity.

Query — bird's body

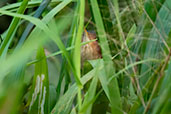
[81,30,102,66]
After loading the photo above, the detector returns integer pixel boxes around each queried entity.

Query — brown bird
[81,30,102,66]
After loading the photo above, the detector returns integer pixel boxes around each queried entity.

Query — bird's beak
[83,29,90,42]
[84,29,89,37]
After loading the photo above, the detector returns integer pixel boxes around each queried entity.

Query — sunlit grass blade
[73,0,85,83]
[72,0,85,111]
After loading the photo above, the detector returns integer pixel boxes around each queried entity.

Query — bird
[81,30,102,66]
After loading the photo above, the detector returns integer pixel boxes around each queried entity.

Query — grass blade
[89,0,122,113]
[72,0,85,111]
[29,46,49,114]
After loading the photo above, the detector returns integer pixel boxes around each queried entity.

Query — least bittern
[81,30,102,66]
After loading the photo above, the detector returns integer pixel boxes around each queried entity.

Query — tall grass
[0,0,171,114]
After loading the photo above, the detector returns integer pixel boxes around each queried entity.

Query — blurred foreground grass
[0,0,171,114]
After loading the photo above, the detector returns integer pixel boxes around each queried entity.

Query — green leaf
[29,46,49,114]
[72,0,85,110]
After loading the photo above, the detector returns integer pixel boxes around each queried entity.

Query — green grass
[0,0,171,114]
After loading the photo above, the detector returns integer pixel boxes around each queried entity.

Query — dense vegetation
[0,0,170,114]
